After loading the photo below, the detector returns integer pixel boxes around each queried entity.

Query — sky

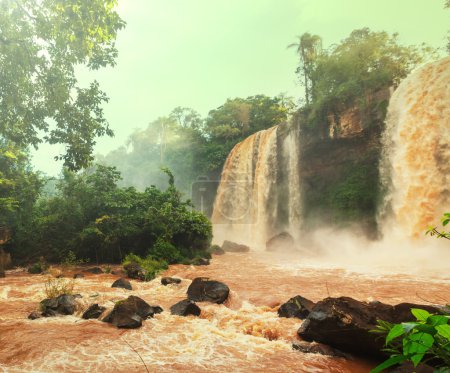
[31,0,450,175]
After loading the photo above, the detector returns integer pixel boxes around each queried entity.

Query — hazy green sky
[32,0,449,175]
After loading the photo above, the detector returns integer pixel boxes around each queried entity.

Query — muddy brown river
[1,252,449,372]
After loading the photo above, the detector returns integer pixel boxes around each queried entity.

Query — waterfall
[212,124,301,248]
[380,57,450,238]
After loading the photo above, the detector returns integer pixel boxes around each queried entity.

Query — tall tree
[0,0,125,170]
[288,33,322,105]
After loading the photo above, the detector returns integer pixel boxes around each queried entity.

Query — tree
[288,33,322,105]
[446,1,450,53]
[0,0,125,170]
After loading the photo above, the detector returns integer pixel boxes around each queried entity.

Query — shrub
[122,253,168,281]
[28,257,49,274]
[148,239,182,264]
[61,250,87,269]
[371,308,450,372]
[44,277,75,298]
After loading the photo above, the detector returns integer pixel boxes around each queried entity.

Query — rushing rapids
[212,124,301,248]
[380,57,450,237]
[2,254,450,372]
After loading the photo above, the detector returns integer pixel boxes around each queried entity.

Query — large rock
[208,245,225,255]
[82,304,106,319]
[102,295,160,328]
[123,262,147,281]
[297,297,443,358]
[111,278,132,290]
[187,277,229,304]
[266,232,295,252]
[161,277,181,286]
[221,240,250,253]
[170,299,201,316]
[278,295,315,319]
[40,294,81,317]
[83,267,103,274]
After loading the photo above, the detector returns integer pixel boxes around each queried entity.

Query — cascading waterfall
[212,125,301,248]
[380,57,450,238]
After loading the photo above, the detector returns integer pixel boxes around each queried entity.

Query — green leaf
[370,355,407,373]
[386,324,405,344]
[411,309,431,321]
[403,332,434,356]
[427,315,449,327]
[401,322,419,334]
[411,353,425,367]
[436,324,450,341]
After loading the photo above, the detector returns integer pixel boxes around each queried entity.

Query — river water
[1,252,449,373]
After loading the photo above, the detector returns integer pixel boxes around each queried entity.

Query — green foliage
[426,213,450,241]
[27,256,48,274]
[293,28,436,131]
[12,166,212,265]
[122,253,168,281]
[61,250,86,268]
[371,308,450,372]
[0,0,125,170]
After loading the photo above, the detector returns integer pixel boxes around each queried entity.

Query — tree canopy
[0,0,125,170]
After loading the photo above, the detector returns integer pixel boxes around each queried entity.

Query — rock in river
[278,295,315,319]
[187,277,229,304]
[170,299,201,316]
[102,295,161,328]
[221,240,250,253]
[111,278,132,290]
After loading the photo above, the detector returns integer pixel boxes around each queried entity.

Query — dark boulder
[187,277,229,304]
[0,269,4,278]
[170,299,201,316]
[111,278,132,290]
[298,297,444,358]
[82,304,106,319]
[266,232,295,252]
[221,240,250,253]
[40,294,80,316]
[73,273,85,279]
[278,295,315,319]
[83,267,103,274]
[208,245,225,255]
[102,295,160,328]
[123,262,147,281]
[28,311,42,320]
[161,277,182,286]
[190,257,210,266]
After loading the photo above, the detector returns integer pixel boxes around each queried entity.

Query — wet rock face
[297,296,443,358]
[111,278,132,290]
[40,294,81,317]
[82,304,106,319]
[187,277,229,304]
[221,240,250,253]
[123,262,147,281]
[278,295,315,319]
[170,299,201,316]
[161,277,181,286]
[28,311,42,320]
[266,232,295,252]
[102,295,161,329]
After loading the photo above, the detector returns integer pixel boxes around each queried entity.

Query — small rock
[187,277,229,304]
[208,245,225,255]
[278,295,315,319]
[190,257,210,266]
[170,299,201,316]
[82,304,106,319]
[111,278,132,290]
[73,273,85,279]
[266,232,295,252]
[28,311,42,320]
[222,240,250,253]
[161,277,182,286]
[83,267,103,274]
[123,262,147,281]
[292,341,347,358]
